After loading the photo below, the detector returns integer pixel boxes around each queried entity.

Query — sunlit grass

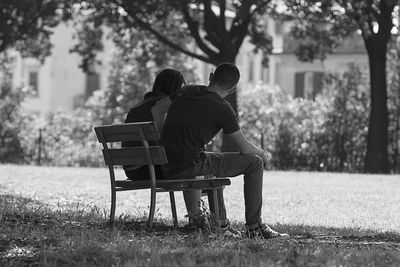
[0,164,400,266]
[1,164,399,232]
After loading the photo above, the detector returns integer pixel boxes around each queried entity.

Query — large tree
[0,0,71,60]
[282,0,399,173]
[72,0,275,151]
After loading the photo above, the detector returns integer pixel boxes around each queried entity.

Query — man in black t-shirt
[161,63,289,239]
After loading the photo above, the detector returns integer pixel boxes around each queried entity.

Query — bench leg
[211,189,220,228]
[206,190,214,213]
[148,187,156,228]
[110,187,116,222]
[169,191,178,229]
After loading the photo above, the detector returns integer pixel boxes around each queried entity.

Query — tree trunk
[364,39,390,173]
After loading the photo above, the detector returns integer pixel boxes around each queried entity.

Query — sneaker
[220,222,242,238]
[245,223,289,239]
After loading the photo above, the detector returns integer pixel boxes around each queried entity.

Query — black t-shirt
[161,85,240,174]
[124,95,164,125]
[123,95,164,147]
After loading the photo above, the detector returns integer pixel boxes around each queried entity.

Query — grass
[0,164,400,266]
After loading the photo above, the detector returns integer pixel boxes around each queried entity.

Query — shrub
[239,63,373,172]
[317,64,370,172]
[387,37,400,173]
[14,38,199,167]
[240,61,400,173]
[239,84,330,171]
[0,53,34,164]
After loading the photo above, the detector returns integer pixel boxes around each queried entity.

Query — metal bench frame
[94,121,230,228]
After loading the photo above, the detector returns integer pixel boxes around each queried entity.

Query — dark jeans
[167,152,264,228]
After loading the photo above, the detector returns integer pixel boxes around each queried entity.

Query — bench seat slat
[115,178,231,190]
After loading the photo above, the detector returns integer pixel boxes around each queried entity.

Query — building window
[261,67,269,84]
[85,72,100,99]
[294,71,324,99]
[312,72,324,98]
[28,71,39,95]
[295,72,305,98]
[275,21,283,35]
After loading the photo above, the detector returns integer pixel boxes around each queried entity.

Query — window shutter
[29,71,38,94]
[312,72,324,98]
[86,72,100,99]
[295,72,305,98]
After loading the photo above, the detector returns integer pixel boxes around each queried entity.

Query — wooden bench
[94,121,231,228]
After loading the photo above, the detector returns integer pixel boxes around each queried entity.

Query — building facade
[10,18,368,115]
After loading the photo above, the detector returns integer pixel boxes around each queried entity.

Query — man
[161,63,289,239]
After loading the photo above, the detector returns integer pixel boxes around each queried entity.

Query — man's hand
[258,149,271,168]
[227,130,272,168]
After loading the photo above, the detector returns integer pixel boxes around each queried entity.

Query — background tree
[282,0,399,173]
[72,0,275,151]
[0,0,72,61]
[79,27,198,126]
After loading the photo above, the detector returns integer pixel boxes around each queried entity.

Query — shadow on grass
[273,223,400,248]
[1,194,399,266]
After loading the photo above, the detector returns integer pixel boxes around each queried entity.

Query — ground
[0,164,399,266]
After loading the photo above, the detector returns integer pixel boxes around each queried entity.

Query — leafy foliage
[69,0,278,152]
[282,0,398,62]
[0,0,72,60]
[240,63,400,173]
[240,83,331,171]
[387,35,400,173]
[18,110,102,167]
[13,32,198,167]
[0,53,34,163]
[80,27,199,126]
[71,0,275,67]
[282,0,400,173]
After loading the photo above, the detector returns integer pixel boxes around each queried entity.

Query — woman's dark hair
[144,68,185,100]
[152,68,185,95]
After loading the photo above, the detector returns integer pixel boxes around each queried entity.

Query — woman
[123,68,185,180]
[122,68,204,227]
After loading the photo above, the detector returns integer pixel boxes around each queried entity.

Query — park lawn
[0,164,399,266]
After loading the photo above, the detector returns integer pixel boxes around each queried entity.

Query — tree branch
[250,0,271,17]
[217,0,226,25]
[180,0,219,58]
[377,0,396,40]
[202,0,225,48]
[230,1,255,49]
[131,16,212,64]
[121,3,214,64]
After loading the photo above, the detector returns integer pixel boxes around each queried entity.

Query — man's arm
[226,129,270,166]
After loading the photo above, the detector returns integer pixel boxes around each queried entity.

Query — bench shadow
[272,223,400,248]
[1,193,399,247]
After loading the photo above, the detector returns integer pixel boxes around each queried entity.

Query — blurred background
[1,0,399,173]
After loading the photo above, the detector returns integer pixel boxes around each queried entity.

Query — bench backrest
[94,122,168,167]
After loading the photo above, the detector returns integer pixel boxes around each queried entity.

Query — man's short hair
[212,63,240,90]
